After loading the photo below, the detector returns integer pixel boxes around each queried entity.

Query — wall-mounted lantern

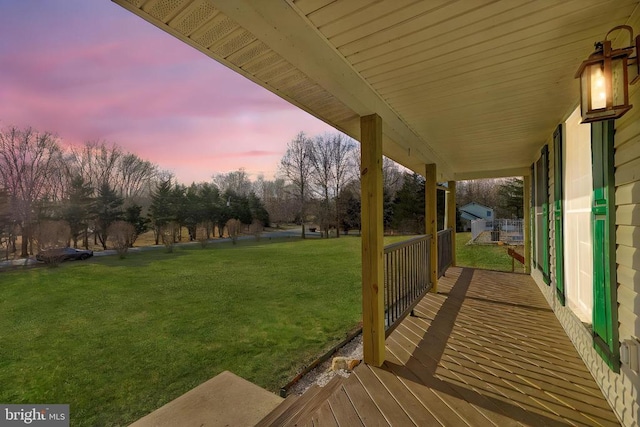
[575,25,639,123]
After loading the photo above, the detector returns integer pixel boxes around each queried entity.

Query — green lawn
[0,237,376,426]
[455,232,525,273]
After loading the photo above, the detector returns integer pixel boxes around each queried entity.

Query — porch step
[129,371,283,427]
[256,375,344,427]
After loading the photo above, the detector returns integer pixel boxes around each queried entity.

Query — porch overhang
[112,0,640,180]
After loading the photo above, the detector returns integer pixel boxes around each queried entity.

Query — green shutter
[530,164,536,267]
[553,126,565,304]
[540,145,550,285]
[591,120,619,372]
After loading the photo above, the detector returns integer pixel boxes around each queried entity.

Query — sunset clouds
[0,0,333,183]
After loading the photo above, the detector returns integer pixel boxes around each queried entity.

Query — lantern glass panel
[612,57,626,107]
[581,67,589,118]
[590,64,607,110]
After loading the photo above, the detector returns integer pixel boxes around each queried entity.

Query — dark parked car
[36,247,94,263]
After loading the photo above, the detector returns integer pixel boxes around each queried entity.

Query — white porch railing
[471,219,524,244]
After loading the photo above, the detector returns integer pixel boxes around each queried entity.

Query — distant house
[459,202,493,231]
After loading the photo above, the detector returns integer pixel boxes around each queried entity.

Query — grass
[0,235,411,426]
[455,232,525,273]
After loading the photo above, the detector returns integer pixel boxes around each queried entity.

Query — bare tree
[68,141,158,202]
[35,220,71,251]
[310,134,334,238]
[0,126,62,257]
[260,178,296,227]
[0,188,14,260]
[457,178,504,210]
[330,134,355,237]
[212,168,253,197]
[107,221,136,258]
[68,141,121,191]
[114,153,157,199]
[383,157,403,200]
[280,132,313,238]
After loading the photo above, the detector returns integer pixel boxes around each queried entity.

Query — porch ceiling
[112,0,640,180]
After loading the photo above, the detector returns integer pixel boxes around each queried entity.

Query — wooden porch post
[360,114,385,367]
[447,180,456,267]
[523,174,531,274]
[425,164,438,292]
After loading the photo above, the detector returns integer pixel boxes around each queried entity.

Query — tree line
[0,125,273,258]
[0,124,523,259]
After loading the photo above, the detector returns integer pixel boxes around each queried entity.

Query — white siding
[533,39,640,426]
[612,44,640,427]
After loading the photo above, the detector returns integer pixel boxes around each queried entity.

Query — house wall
[460,202,494,220]
[611,59,640,425]
[531,90,640,425]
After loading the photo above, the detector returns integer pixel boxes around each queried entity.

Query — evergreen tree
[93,182,124,249]
[124,204,149,246]
[63,176,94,248]
[497,178,524,218]
[149,179,176,244]
[181,184,205,241]
[171,184,188,241]
[392,173,425,233]
[198,183,221,238]
[339,189,360,234]
[248,192,270,226]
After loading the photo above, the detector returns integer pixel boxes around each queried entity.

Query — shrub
[35,220,71,266]
[225,219,241,245]
[249,220,263,241]
[108,221,136,259]
[196,222,210,248]
[160,222,179,253]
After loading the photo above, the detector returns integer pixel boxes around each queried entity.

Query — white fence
[471,219,524,244]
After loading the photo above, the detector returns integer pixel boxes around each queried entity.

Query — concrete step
[129,371,283,427]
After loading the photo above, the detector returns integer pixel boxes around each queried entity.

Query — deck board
[341,372,388,426]
[327,386,365,427]
[369,363,442,426]
[275,267,620,427]
[311,401,338,427]
[353,364,416,426]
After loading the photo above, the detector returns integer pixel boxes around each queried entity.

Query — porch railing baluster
[383,235,434,336]
[437,229,453,278]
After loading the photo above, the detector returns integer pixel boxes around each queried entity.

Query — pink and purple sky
[0,0,334,184]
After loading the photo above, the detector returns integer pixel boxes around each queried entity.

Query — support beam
[447,181,457,267]
[523,175,531,274]
[360,114,385,367]
[425,164,438,292]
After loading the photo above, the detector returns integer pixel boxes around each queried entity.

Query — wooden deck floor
[281,267,621,426]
